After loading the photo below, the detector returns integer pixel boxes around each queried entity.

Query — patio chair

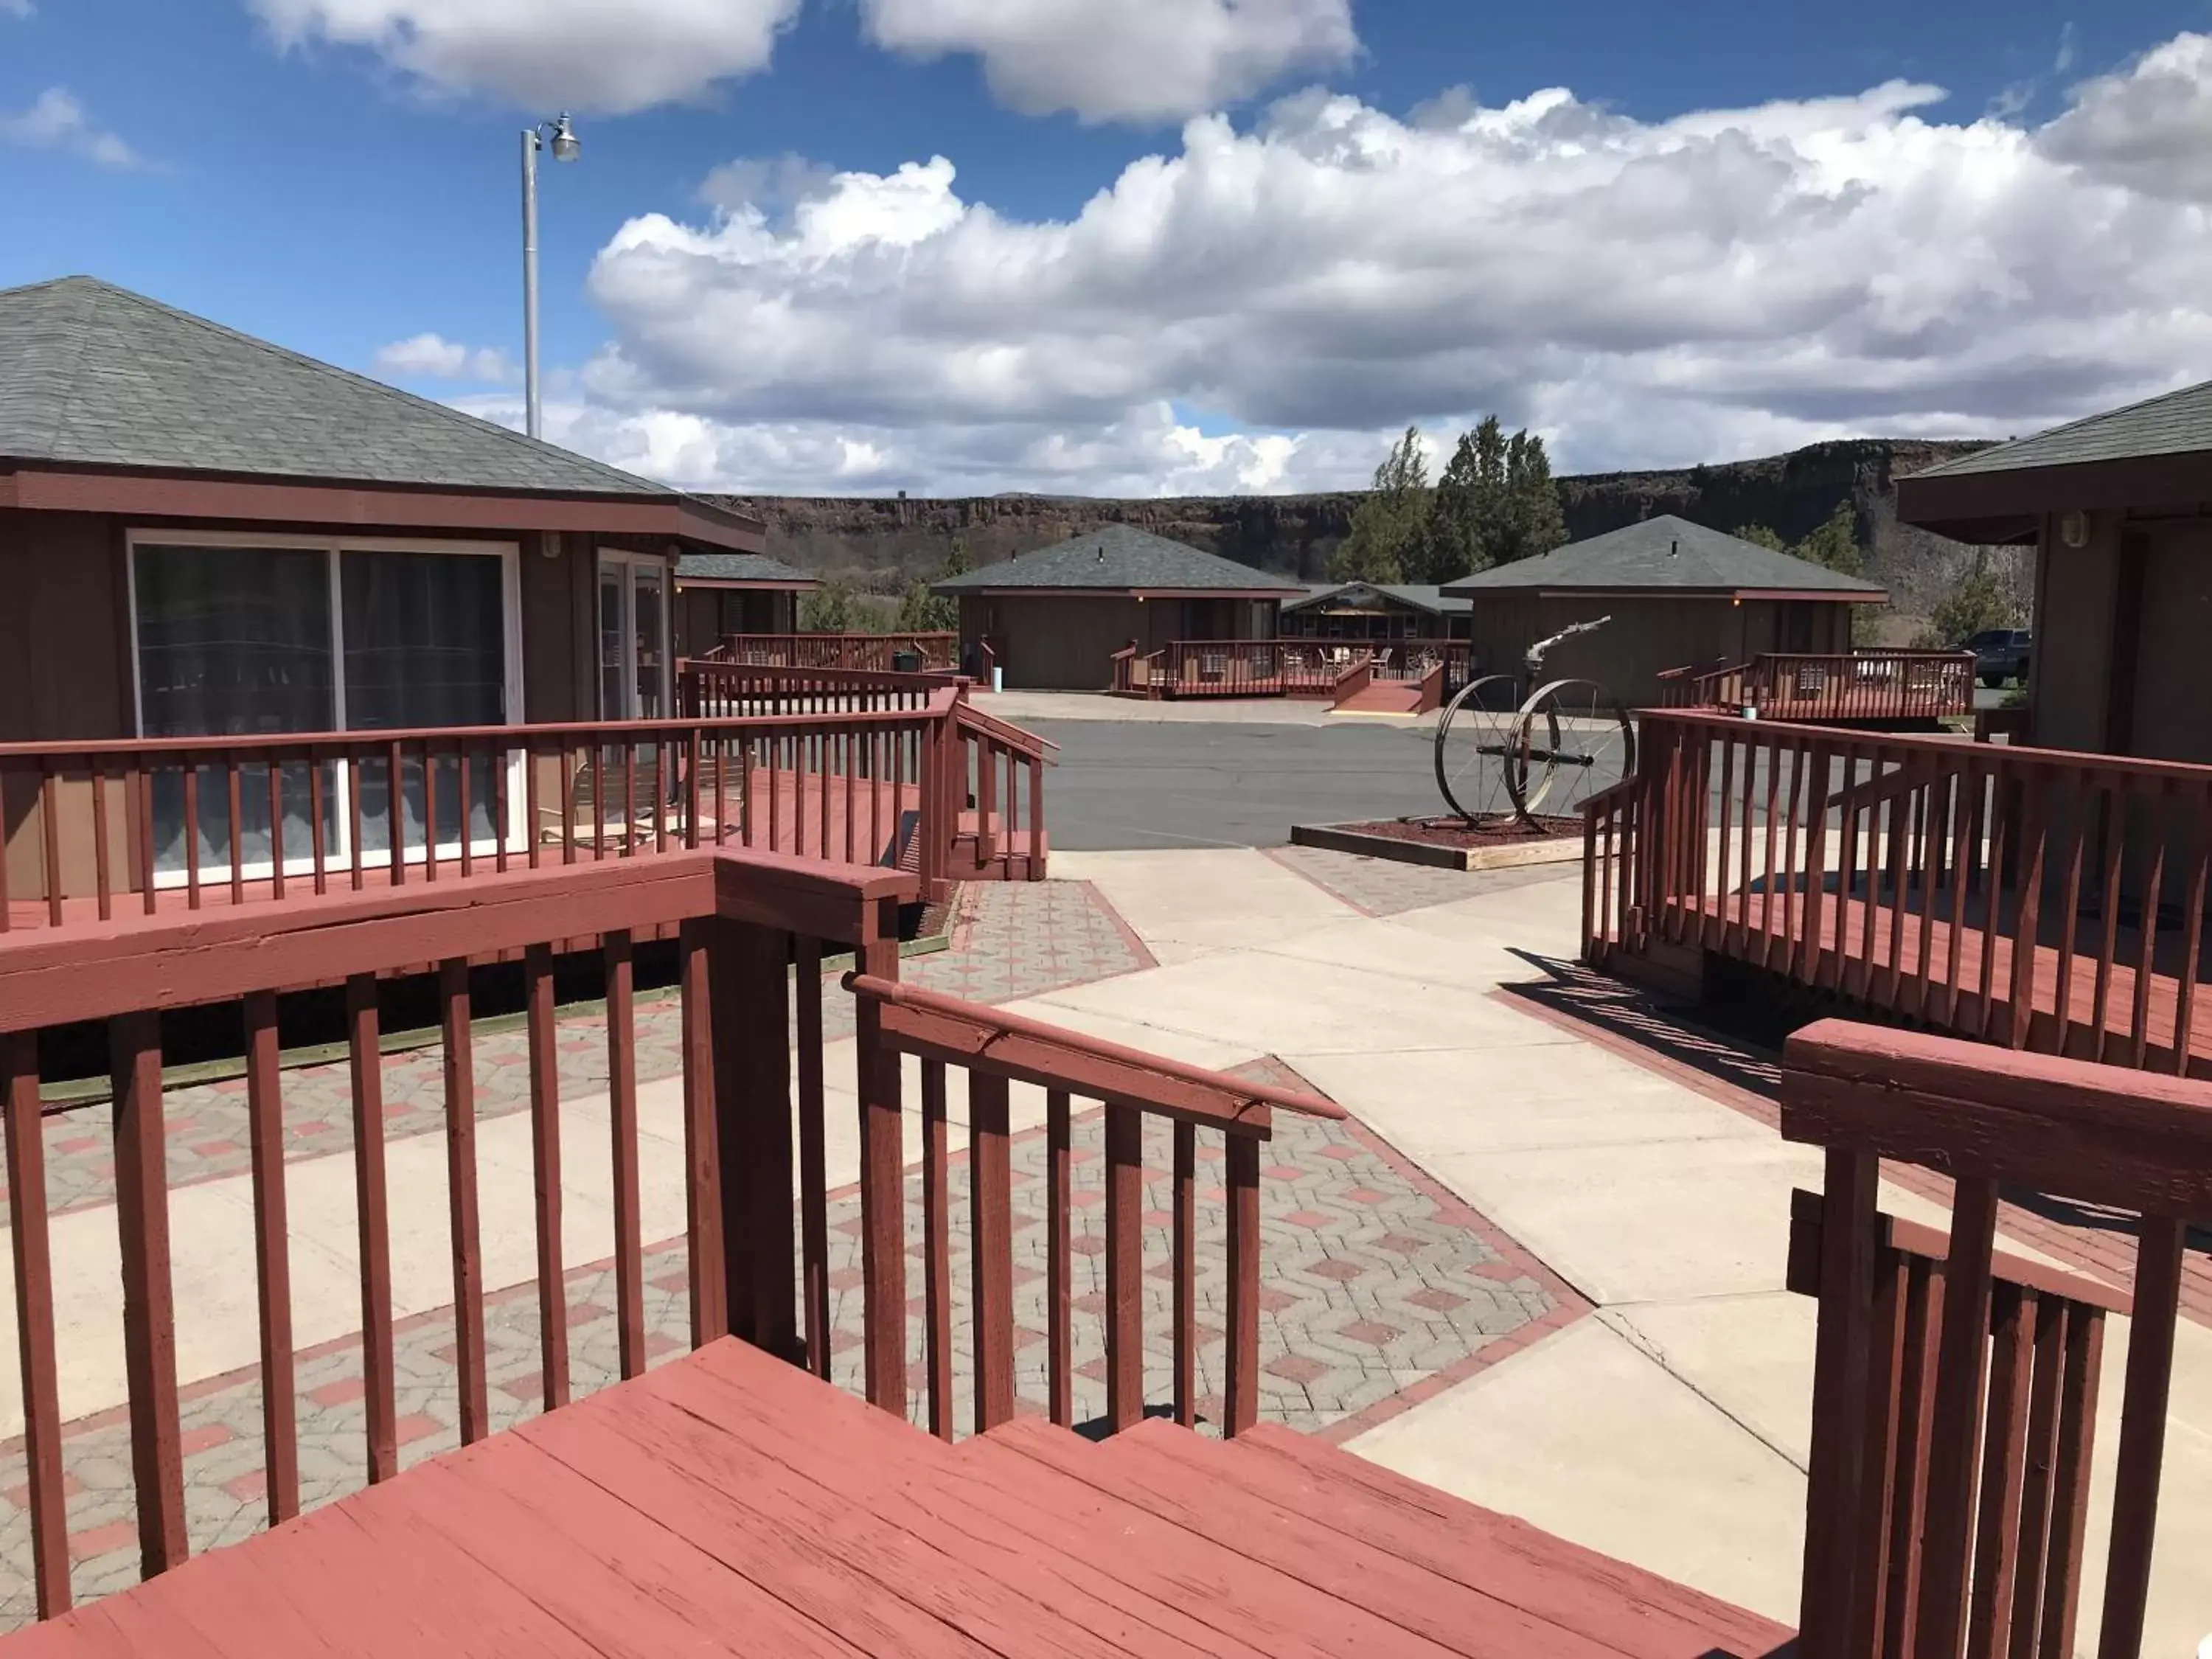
[537,744,734,850]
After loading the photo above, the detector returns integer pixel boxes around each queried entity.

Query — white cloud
[1,1,34,18]
[247,0,798,114]
[504,30,2212,495]
[375,333,521,384]
[860,0,1357,123]
[1,88,144,168]
[2039,30,2212,200]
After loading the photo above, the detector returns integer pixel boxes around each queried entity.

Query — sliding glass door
[131,535,520,880]
[597,552,670,721]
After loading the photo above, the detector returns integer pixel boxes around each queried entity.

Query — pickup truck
[1965,627,2031,688]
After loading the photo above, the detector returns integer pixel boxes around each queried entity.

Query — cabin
[933,524,1304,690]
[1896,379,2212,766]
[1441,515,1887,707]
[1279,582,1473,644]
[671,551,817,658]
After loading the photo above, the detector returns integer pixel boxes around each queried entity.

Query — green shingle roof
[933,524,1303,594]
[675,552,816,586]
[1441,515,1885,597]
[1282,581,1472,616]
[1906,379,2212,479]
[0,275,686,498]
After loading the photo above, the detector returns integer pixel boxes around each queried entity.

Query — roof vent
[1669,539,1679,557]
[1096,545,1106,562]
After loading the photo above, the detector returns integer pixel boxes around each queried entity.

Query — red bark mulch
[1333,816,1581,849]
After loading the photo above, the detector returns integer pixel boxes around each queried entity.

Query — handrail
[1655,652,1974,722]
[710,632,959,672]
[846,973,1344,1128]
[844,970,1338,1444]
[956,698,1060,759]
[1782,1020,2207,1658]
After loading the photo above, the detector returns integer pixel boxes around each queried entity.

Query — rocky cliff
[709,437,2018,627]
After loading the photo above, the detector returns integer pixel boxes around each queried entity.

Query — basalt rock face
[708,437,2012,623]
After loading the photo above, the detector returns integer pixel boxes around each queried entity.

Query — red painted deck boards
[3,1339,1791,1658]
[1677,890,2212,1072]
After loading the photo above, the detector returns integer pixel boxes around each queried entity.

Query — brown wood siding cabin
[0,275,771,900]
[933,524,1304,689]
[1898,381,2212,767]
[1440,515,1883,707]
[671,552,816,658]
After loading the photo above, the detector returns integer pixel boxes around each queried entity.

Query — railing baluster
[605,931,645,1380]
[1965,1284,2034,1657]
[1711,734,1736,953]
[2097,1215,2184,1659]
[1883,1253,1942,1653]
[922,1058,953,1437]
[1913,1176,1999,1658]
[263,754,285,902]
[1223,1132,1261,1438]
[347,752,364,890]
[309,749,328,895]
[183,762,202,911]
[970,1071,1016,1433]
[456,747,473,879]
[524,741,542,870]
[93,757,114,920]
[111,1009,187,1576]
[2128,780,2168,1068]
[2041,1303,2105,1656]
[387,740,405,887]
[2008,774,2049,1048]
[856,921,906,1418]
[796,936,831,1382]
[1172,1119,1196,1429]
[2172,781,2211,1076]
[2006,1295,2068,1653]
[344,974,398,1484]
[421,740,438,881]
[1103,1102,1144,1434]
[679,919,726,1346]
[1046,1088,1074,1429]
[1941,752,1979,1027]
[439,958,489,1445]
[36,762,64,928]
[524,944,569,1411]
[560,740,577,864]
[4,1031,71,1618]
[2093,787,2124,1062]
[243,992,299,1524]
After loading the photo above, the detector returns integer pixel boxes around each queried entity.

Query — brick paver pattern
[6,879,1150,1228]
[0,1090,1564,1627]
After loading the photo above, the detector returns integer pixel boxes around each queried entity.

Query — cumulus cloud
[375,333,520,384]
[860,0,1357,123]
[2039,30,2212,200]
[1,1,33,18]
[479,29,2212,495]
[1,88,143,168]
[247,0,797,114]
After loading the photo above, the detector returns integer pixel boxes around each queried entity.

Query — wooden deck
[4,1338,1790,1658]
[1663,885,2212,1075]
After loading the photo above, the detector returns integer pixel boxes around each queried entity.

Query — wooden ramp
[3,1338,1790,1658]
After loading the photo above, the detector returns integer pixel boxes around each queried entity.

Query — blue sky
[7,0,2212,494]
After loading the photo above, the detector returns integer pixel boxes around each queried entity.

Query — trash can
[891,649,922,673]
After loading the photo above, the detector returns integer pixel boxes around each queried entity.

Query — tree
[1499,431,1567,563]
[1792,501,1865,577]
[1731,524,1789,552]
[894,535,967,633]
[1330,425,1430,583]
[801,577,860,633]
[1926,550,2017,644]
[1422,416,1507,582]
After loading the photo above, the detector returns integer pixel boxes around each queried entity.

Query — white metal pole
[521,128,541,440]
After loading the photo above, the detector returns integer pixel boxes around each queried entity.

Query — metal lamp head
[549,114,580,162]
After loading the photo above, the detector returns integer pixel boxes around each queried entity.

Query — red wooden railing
[1659,652,1975,723]
[843,974,1344,1438]
[0,700,962,930]
[1108,641,1148,697]
[706,632,959,672]
[1364,639,1473,686]
[0,848,1330,1621]
[678,657,955,716]
[1783,1186,2119,1659]
[1784,1020,2207,1659]
[0,846,911,1620]
[1327,653,1374,709]
[1587,711,2212,1077]
[1152,640,1348,698]
[953,700,1055,880]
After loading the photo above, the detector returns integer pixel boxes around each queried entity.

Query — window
[128,533,519,879]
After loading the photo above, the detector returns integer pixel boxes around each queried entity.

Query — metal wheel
[1506,678,1635,821]
[1433,674,1526,824]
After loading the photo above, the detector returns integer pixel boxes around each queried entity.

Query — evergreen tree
[894,536,967,633]
[801,577,860,633]
[1927,550,2017,644]
[1329,425,1430,583]
[1731,524,1790,552]
[1422,416,1508,582]
[1499,431,1568,563]
[1792,501,1864,577]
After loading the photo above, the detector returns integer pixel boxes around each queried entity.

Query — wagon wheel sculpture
[1431,619,1636,827]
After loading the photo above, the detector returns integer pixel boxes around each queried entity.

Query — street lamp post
[521,112,580,441]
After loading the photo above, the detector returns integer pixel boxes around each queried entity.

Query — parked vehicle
[1966,627,2032,687]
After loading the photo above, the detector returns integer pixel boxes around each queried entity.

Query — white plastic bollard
[991,666,1004,694]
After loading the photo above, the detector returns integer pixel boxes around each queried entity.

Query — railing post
[709,917,796,1357]
[1798,1147,1879,1658]
[111,1009,187,1579]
